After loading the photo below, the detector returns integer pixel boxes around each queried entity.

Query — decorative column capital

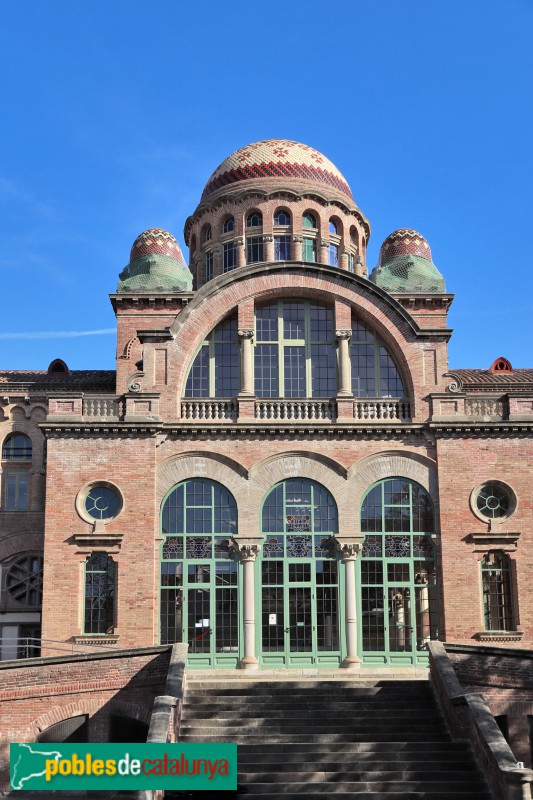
[336,329,352,341]
[292,235,303,243]
[337,541,361,561]
[320,240,329,248]
[236,543,261,562]
[234,237,244,246]
[238,328,254,340]
[262,234,273,243]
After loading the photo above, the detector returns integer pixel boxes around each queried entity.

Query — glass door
[260,536,340,667]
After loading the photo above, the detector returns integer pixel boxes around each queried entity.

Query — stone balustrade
[353,399,411,422]
[83,396,124,421]
[254,399,336,421]
[180,399,238,421]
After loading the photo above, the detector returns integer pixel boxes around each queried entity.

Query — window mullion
[209,335,216,397]
[278,301,284,398]
[305,301,312,397]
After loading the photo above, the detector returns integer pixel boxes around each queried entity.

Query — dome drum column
[263,235,274,263]
[319,240,329,265]
[235,237,246,269]
[292,235,302,261]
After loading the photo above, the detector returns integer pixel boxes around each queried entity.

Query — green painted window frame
[481,551,515,631]
[184,314,239,398]
[359,478,438,665]
[84,553,116,635]
[254,299,336,398]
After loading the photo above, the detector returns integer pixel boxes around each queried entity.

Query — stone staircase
[173,678,491,799]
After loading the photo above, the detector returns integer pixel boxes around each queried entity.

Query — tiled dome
[130,228,186,267]
[118,228,192,293]
[369,228,446,293]
[201,139,354,202]
[378,229,432,265]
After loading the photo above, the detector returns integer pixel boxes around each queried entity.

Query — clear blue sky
[1,1,532,370]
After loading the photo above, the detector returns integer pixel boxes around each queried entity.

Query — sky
[1,0,532,371]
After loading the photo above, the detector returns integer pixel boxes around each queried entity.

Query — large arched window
[254,300,336,398]
[274,209,291,226]
[84,554,115,634]
[184,314,239,397]
[2,433,32,460]
[481,552,514,631]
[6,553,43,606]
[359,478,437,664]
[261,479,339,663]
[160,479,238,662]
[351,317,405,397]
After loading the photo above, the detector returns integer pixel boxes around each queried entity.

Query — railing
[181,399,237,421]
[255,399,336,421]
[354,398,411,421]
[465,397,507,419]
[83,396,124,420]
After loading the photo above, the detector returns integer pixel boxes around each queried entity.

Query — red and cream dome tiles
[130,228,186,266]
[378,228,432,264]
[201,139,354,201]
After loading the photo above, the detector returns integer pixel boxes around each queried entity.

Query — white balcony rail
[255,399,336,421]
[181,399,238,421]
[354,398,411,421]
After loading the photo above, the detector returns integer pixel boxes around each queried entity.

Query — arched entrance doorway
[259,479,340,668]
[358,478,439,666]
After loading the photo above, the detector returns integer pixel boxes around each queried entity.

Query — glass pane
[388,587,412,652]
[214,341,238,396]
[256,303,278,341]
[188,587,211,653]
[262,587,284,651]
[362,587,385,651]
[379,347,405,397]
[284,346,305,397]
[289,587,312,652]
[216,563,238,652]
[352,343,376,397]
[311,344,336,397]
[283,302,305,339]
[274,235,291,260]
[255,344,279,397]
[316,586,338,651]
[160,587,183,645]
[302,237,316,261]
[184,345,209,398]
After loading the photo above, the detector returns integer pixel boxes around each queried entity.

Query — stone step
[184,697,436,709]
[183,708,438,720]
[230,781,488,793]
[182,733,452,743]
[166,793,490,800]
[232,741,471,754]
[238,769,484,782]
[185,685,433,697]
[237,759,479,771]
[181,721,446,733]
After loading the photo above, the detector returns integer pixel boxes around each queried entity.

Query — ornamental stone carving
[235,543,261,561]
[336,330,352,340]
[238,329,254,340]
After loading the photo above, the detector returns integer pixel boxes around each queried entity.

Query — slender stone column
[339,542,361,669]
[238,328,255,397]
[292,235,302,261]
[235,543,260,670]
[336,329,352,397]
[319,239,329,265]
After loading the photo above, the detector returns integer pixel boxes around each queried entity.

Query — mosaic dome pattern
[201,139,353,201]
[378,229,432,265]
[130,228,186,266]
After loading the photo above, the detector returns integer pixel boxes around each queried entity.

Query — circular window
[6,554,43,606]
[471,481,515,522]
[77,482,123,524]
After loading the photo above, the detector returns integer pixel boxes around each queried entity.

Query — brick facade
[1,138,532,757]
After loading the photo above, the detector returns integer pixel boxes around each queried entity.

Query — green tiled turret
[369,228,446,293]
[117,228,192,293]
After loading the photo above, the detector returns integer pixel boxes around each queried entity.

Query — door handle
[284,627,290,633]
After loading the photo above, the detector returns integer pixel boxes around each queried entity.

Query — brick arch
[156,451,250,529]
[169,264,418,407]
[348,450,439,534]
[106,699,151,725]
[30,700,97,738]
[249,451,351,536]
[0,418,45,468]
[0,532,44,562]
